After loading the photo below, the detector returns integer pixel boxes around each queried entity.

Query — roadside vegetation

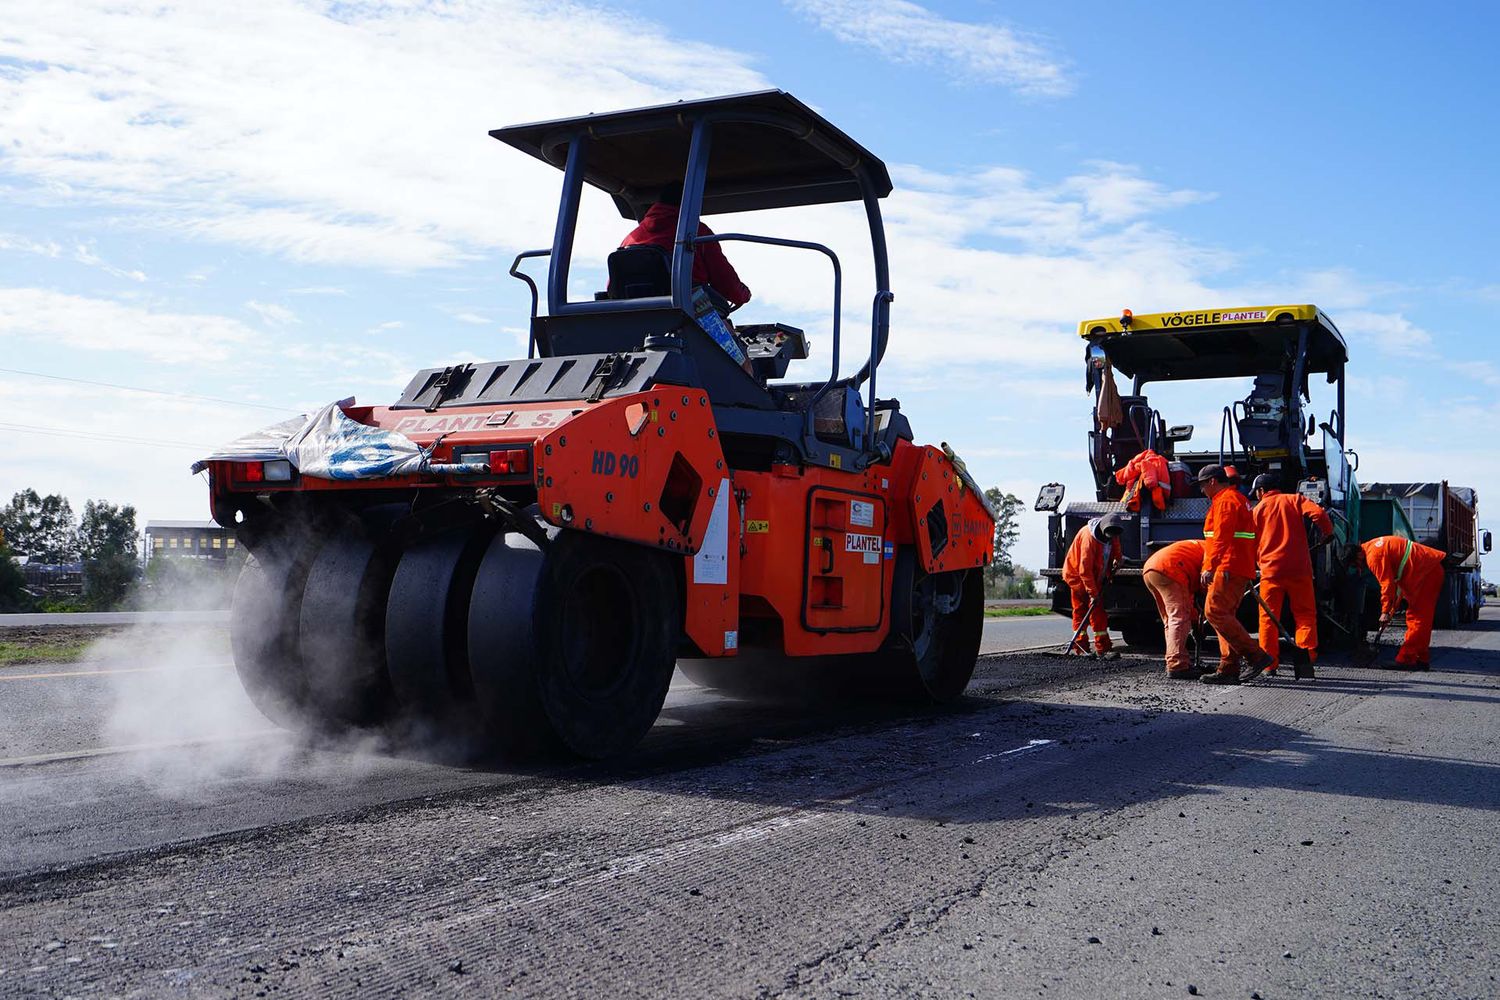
[983,605,1052,618]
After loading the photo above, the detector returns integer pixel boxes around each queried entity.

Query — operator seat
[1237,373,1288,451]
[606,245,671,300]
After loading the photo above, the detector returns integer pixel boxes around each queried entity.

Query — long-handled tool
[1190,596,1208,676]
[1245,581,1315,680]
[1060,590,1100,657]
[1354,614,1393,668]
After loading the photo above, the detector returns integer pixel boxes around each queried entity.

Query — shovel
[1354,615,1393,669]
[1059,590,1099,658]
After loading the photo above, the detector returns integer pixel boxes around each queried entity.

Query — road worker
[1115,447,1171,513]
[1357,535,1447,669]
[1142,539,1207,678]
[622,185,752,308]
[1061,514,1124,656]
[1197,465,1275,684]
[1250,475,1334,675]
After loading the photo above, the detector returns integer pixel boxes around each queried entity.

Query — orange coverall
[1361,536,1447,666]
[1253,490,1334,667]
[1062,522,1122,653]
[1115,449,1171,513]
[1142,539,1206,675]
[1202,487,1261,674]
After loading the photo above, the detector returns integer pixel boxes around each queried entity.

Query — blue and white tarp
[191,401,428,480]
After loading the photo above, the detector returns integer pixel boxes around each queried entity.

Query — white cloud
[246,300,299,326]
[0,288,260,364]
[0,232,147,281]
[786,0,1071,96]
[1338,310,1436,359]
[0,0,770,269]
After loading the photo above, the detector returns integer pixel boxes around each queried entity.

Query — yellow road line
[0,731,284,768]
[0,662,229,682]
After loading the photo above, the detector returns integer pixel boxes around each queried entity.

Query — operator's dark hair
[658,183,683,206]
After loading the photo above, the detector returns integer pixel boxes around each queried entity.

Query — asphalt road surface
[2,611,1496,997]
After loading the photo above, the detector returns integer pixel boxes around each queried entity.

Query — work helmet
[1251,474,1278,495]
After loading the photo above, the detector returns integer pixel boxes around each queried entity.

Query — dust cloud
[85,621,391,798]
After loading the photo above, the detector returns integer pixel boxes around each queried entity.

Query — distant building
[144,520,236,564]
[20,560,84,597]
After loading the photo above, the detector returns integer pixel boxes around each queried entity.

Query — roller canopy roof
[490,90,892,219]
[1078,304,1348,382]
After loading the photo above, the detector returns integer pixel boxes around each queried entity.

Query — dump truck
[196,91,994,758]
[1038,305,1369,651]
[1360,482,1490,626]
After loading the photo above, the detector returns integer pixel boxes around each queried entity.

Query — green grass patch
[0,638,93,667]
[984,605,1054,618]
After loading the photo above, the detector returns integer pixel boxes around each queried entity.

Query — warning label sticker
[850,499,875,528]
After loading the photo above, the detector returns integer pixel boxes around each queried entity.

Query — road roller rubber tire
[297,525,398,730]
[885,547,982,702]
[385,526,492,743]
[230,549,319,730]
[468,528,678,759]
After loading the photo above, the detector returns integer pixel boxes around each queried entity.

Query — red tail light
[489,448,530,474]
[238,461,265,483]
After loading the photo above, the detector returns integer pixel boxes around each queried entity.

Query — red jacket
[621,203,752,306]
[1202,488,1257,578]
[1361,536,1446,614]
[1062,522,1121,595]
[1115,449,1169,491]
[1253,490,1333,580]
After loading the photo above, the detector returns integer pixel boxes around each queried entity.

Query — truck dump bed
[1361,482,1478,564]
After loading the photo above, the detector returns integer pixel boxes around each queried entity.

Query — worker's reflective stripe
[1233,531,1256,539]
[1396,541,1413,582]
[1203,530,1215,538]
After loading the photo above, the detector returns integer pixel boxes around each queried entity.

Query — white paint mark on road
[975,738,1057,764]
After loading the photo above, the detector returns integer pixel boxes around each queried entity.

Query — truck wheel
[468,529,677,759]
[886,548,982,702]
[230,549,319,730]
[1120,617,1166,651]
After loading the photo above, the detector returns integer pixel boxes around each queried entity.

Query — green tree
[982,487,1025,598]
[78,500,139,561]
[78,501,140,610]
[0,539,32,612]
[0,489,79,562]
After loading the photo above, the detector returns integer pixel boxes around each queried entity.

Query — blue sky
[2,0,1496,570]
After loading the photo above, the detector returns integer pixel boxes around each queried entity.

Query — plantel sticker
[845,532,882,564]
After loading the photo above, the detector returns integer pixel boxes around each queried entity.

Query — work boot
[1239,649,1275,683]
[1200,670,1241,685]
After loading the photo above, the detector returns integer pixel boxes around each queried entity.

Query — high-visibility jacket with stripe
[1253,490,1334,580]
[1201,488,1257,578]
[1361,535,1446,615]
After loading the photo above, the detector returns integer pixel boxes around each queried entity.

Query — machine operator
[621,185,753,308]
